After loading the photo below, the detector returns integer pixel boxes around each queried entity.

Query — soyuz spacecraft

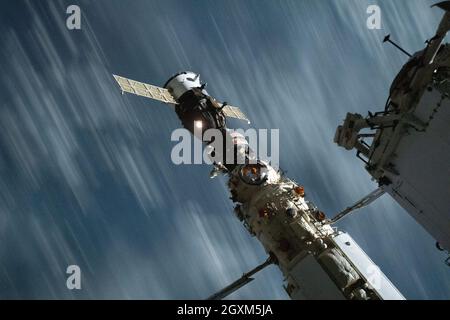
[112,2,450,300]
[114,70,404,300]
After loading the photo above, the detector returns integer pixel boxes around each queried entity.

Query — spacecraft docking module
[112,70,405,300]
[109,0,450,302]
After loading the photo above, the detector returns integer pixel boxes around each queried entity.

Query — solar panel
[222,105,250,123]
[113,75,178,104]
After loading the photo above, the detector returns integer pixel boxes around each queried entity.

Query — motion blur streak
[0,0,449,299]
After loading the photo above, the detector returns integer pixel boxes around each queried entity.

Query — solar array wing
[222,105,250,124]
[113,75,177,104]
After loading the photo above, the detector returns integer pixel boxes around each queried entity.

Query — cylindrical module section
[162,71,405,300]
[228,162,405,300]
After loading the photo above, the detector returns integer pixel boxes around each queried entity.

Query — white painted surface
[164,71,203,99]
[333,233,405,300]
[384,88,450,250]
